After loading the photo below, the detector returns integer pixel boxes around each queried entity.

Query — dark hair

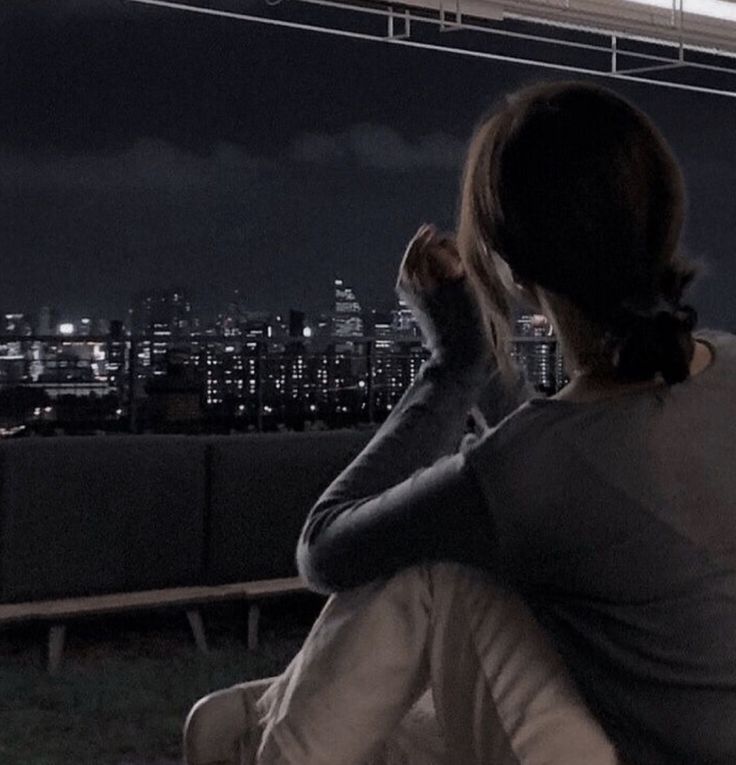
[456,80,700,386]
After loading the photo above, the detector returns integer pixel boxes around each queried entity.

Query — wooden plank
[243,577,311,598]
[0,576,307,624]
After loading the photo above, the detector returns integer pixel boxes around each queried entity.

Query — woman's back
[463,328,736,763]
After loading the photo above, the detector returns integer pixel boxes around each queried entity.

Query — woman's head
[456,80,699,387]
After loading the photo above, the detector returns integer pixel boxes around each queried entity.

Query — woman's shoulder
[694,327,736,353]
[460,397,565,472]
[688,327,736,384]
[465,326,735,448]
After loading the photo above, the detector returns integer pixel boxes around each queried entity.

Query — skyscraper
[106,320,126,389]
[333,279,364,338]
[512,313,557,393]
[218,290,247,337]
[129,289,193,377]
[37,306,59,336]
[129,289,193,337]
[391,295,420,338]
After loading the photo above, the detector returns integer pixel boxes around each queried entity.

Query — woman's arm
[296,226,532,593]
[296,448,494,594]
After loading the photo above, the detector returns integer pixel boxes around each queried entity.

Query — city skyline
[0,276,411,337]
[0,276,560,436]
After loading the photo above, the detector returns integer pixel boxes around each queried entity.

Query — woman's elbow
[296,534,363,595]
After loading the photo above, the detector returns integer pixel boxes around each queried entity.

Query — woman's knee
[328,562,500,604]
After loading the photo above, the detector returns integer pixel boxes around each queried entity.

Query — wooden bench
[0,576,308,674]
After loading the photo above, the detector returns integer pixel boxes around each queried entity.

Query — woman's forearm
[311,354,491,506]
[296,353,494,592]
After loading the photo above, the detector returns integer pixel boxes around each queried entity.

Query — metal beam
[125,0,736,97]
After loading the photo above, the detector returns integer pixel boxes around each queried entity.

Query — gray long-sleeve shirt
[296,324,736,764]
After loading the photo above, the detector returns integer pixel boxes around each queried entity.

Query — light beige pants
[187,562,622,765]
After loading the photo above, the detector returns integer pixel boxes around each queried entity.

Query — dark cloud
[0,140,262,192]
[290,124,465,171]
[0,134,461,321]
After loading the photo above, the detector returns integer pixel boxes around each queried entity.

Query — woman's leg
[253,568,434,764]
[423,562,618,764]
[185,563,620,765]
[183,570,437,765]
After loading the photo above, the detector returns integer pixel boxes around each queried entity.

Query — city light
[0,285,566,438]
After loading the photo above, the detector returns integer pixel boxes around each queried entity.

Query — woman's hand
[396,223,494,373]
[396,223,465,294]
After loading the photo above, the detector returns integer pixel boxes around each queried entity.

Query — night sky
[2,0,736,328]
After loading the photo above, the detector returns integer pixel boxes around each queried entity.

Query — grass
[0,595,323,765]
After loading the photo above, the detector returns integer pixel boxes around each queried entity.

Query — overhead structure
[127,0,736,96]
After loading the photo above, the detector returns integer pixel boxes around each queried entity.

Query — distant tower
[129,288,193,376]
[289,309,305,338]
[332,278,364,337]
[129,288,192,336]
[38,306,58,336]
[219,289,247,337]
[512,313,556,393]
[391,295,420,338]
[106,319,126,388]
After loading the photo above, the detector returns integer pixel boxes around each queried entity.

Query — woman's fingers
[397,224,464,296]
[428,237,464,281]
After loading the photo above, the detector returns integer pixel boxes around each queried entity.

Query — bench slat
[0,576,308,624]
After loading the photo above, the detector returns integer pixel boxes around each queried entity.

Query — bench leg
[186,609,208,654]
[48,624,66,675]
[247,603,260,651]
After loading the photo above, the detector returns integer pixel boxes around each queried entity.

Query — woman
[184,81,736,764]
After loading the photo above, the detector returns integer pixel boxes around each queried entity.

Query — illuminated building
[2,313,31,336]
[106,320,127,389]
[218,290,248,337]
[511,313,559,393]
[391,296,420,338]
[243,312,272,339]
[129,289,193,378]
[333,279,364,338]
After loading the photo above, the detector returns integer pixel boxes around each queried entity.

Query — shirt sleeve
[296,353,533,594]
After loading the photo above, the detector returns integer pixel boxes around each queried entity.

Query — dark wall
[205,430,372,583]
[0,430,374,603]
